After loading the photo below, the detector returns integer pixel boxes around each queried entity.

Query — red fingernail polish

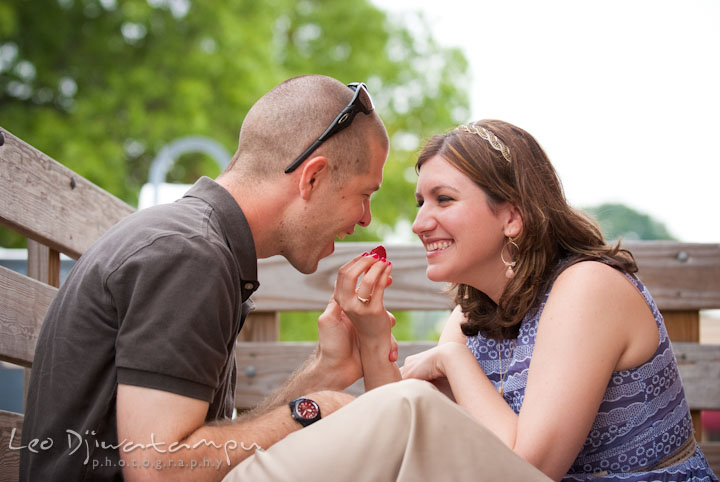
[372,253,379,259]
[380,257,387,263]
[388,261,392,266]
[361,252,369,257]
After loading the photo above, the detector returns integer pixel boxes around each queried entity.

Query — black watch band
[289,397,321,427]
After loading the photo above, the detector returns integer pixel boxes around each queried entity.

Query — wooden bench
[1,127,718,480]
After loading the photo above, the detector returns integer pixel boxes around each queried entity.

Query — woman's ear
[297,156,329,200]
[504,203,523,238]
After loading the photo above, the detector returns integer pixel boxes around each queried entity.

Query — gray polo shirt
[21,177,259,482]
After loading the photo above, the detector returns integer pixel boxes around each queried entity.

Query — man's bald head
[225,75,388,183]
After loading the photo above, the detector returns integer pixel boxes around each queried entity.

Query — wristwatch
[289,397,321,427]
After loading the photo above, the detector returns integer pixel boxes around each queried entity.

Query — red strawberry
[370,245,386,259]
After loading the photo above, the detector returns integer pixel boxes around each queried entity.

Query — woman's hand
[400,342,463,382]
[333,251,394,341]
[332,249,400,389]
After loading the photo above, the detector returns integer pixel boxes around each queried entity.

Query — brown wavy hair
[416,120,637,340]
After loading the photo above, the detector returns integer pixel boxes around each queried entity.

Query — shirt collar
[183,177,260,300]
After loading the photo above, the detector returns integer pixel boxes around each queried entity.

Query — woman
[333,120,717,481]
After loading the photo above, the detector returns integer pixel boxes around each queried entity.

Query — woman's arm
[438,305,468,344]
[333,252,401,390]
[404,261,658,481]
[426,305,468,398]
[513,261,658,480]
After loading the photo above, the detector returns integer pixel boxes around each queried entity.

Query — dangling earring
[501,237,519,279]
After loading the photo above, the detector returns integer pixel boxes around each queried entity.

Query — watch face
[296,399,319,419]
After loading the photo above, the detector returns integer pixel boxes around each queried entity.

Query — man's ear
[504,203,524,238]
[297,156,330,200]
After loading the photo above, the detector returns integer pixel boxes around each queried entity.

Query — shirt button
[244,282,255,291]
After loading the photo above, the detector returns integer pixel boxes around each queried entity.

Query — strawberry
[370,245,386,259]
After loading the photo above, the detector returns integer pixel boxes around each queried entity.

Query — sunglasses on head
[284,82,375,174]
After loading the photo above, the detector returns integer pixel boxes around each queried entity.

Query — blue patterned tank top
[466,267,718,481]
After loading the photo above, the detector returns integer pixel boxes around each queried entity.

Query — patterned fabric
[466,267,718,481]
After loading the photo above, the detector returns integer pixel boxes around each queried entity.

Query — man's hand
[315,299,363,389]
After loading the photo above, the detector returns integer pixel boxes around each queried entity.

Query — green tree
[1,0,468,340]
[583,203,676,241]
[0,0,469,248]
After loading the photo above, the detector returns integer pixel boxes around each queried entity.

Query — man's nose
[358,198,372,227]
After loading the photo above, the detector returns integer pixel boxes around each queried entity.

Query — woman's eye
[415,199,424,208]
[437,195,453,203]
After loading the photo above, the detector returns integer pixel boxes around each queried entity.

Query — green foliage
[1,0,469,244]
[279,310,418,342]
[0,227,25,249]
[583,203,676,241]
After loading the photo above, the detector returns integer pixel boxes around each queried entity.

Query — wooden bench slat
[673,342,720,411]
[629,241,720,310]
[234,341,434,408]
[699,441,720,477]
[235,341,720,412]
[0,127,134,259]
[253,243,454,311]
[251,242,720,312]
[0,266,57,367]
[0,410,24,482]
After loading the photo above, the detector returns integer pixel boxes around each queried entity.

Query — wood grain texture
[0,410,24,482]
[701,441,720,477]
[233,341,434,409]
[664,311,700,343]
[673,342,720,411]
[26,240,60,289]
[234,341,720,412]
[251,242,720,312]
[252,243,454,312]
[0,266,57,367]
[628,241,720,310]
[0,127,134,259]
[237,312,279,342]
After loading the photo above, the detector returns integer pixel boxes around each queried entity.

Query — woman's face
[412,155,513,295]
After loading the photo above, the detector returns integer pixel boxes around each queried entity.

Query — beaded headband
[456,124,511,163]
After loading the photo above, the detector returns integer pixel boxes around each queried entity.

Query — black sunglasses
[284,82,375,174]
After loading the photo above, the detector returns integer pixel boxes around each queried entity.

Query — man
[21,75,551,482]
[20,74,385,481]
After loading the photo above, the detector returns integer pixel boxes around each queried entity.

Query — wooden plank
[700,441,720,477]
[0,127,134,259]
[252,243,454,312]
[24,241,61,410]
[237,312,279,342]
[0,410,23,482]
[234,341,434,409]
[0,266,57,367]
[26,240,60,289]
[673,342,720,411]
[234,341,720,412]
[251,242,720,312]
[664,310,702,437]
[664,310,700,343]
[626,241,720,311]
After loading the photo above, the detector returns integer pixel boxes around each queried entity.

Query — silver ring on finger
[357,294,371,303]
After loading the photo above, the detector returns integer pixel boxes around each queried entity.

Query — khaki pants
[223,379,551,482]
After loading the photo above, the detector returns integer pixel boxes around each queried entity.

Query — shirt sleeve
[108,234,238,402]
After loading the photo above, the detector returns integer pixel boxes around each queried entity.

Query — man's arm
[251,291,400,414]
[250,299,366,413]
[117,384,353,482]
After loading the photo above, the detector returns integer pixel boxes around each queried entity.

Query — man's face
[288,139,387,274]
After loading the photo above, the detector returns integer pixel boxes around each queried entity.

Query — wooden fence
[1,126,718,479]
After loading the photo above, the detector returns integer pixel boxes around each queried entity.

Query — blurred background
[0,0,717,402]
